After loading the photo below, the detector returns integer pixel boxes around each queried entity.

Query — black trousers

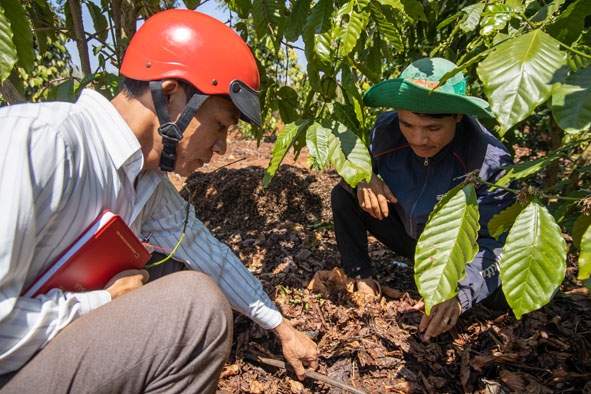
[331,181,416,279]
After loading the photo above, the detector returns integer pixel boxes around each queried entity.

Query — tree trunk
[68,0,92,76]
[0,79,25,104]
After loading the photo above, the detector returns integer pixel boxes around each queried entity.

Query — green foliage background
[1,0,591,318]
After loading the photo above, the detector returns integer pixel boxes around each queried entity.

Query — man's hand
[356,173,398,220]
[418,297,461,341]
[104,269,149,300]
[272,318,319,380]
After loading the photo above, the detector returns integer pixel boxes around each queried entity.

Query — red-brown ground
[171,135,591,394]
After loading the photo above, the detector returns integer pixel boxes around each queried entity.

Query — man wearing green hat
[331,57,515,340]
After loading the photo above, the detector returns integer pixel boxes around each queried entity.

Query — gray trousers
[0,266,232,394]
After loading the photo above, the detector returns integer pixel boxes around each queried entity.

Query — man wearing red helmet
[0,9,317,393]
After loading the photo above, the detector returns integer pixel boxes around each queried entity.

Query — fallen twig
[245,353,368,394]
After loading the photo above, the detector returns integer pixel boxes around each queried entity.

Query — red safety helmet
[120,9,261,127]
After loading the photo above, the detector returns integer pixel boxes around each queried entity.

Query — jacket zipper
[409,158,430,238]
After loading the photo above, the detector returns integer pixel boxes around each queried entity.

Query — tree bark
[68,0,92,76]
[0,79,25,104]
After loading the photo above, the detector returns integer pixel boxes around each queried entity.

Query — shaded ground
[175,137,591,394]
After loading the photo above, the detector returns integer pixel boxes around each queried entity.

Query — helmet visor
[229,80,262,127]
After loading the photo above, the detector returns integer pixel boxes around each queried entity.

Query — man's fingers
[361,188,379,219]
[420,315,444,341]
[383,184,398,204]
[308,358,319,372]
[378,195,390,218]
[366,188,386,219]
[419,300,459,341]
[290,359,306,380]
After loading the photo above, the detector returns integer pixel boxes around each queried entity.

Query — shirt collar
[77,89,144,182]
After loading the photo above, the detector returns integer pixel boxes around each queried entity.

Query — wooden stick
[245,353,368,394]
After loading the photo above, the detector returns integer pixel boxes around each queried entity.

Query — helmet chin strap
[149,81,209,172]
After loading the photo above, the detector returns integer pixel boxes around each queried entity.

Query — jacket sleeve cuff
[457,287,473,314]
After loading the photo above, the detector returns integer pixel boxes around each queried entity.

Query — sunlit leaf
[460,3,485,32]
[315,31,334,69]
[335,2,369,58]
[306,121,331,169]
[501,200,567,319]
[479,4,515,36]
[1,0,33,74]
[578,223,591,281]
[306,119,372,186]
[415,184,480,315]
[551,65,591,133]
[0,5,17,82]
[263,120,311,187]
[478,30,568,132]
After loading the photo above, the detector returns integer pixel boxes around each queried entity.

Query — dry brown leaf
[460,345,471,392]
[382,285,405,299]
[248,380,265,393]
[385,380,413,393]
[287,377,305,393]
[471,353,520,370]
[220,363,241,379]
[306,267,353,296]
[499,368,525,391]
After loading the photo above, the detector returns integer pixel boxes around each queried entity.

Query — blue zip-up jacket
[370,111,515,312]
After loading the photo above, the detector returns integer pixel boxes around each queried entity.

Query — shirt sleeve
[0,115,112,374]
[139,179,283,330]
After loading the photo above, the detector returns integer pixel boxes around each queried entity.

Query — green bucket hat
[363,57,493,118]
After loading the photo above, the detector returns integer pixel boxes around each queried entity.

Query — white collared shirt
[0,90,281,374]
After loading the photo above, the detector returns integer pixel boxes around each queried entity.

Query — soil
[171,135,591,394]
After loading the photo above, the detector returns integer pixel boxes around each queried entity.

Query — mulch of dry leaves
[177,141,591,394]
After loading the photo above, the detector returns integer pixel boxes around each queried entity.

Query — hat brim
[363,79,494,118]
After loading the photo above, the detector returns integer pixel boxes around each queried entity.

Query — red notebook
[22,210,151,297]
